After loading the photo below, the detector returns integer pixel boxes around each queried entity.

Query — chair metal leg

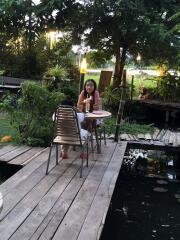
[86,141,89,168]
[104,126,106,145]
[80,146,84,178]
[56,144,58,165]
[90,132,94,153]
[46,144,53,175]
[99,130,102,148]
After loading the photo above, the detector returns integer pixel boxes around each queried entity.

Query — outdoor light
[79,56,87,93]
[136,54,141,61]
[46,31,58,50]
[80,57,87,74]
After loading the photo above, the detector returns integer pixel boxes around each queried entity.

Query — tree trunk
[113,48,121,88]
[113,47,127,88]
[114,49,120,77]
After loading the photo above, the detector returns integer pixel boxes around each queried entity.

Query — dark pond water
[101,149,180,240]
[0,163,22,185]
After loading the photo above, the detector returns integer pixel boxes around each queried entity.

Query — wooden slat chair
[46,105,89,178]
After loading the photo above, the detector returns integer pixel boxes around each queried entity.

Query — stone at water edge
[174,194,180,199]
[156,180,168,185]
[153,187,168,192]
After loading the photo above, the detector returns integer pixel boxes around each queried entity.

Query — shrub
[155,73,180,102]
[45,64,79,106]
[0,81,65,146]
[102,85,130,113]
[4,49,48,79]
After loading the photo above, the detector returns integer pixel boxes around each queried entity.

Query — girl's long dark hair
[83,79,97,101]
[83,79,97,111]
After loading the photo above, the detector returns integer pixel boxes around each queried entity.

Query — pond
[101,149,180,240]
[0,163,22,185]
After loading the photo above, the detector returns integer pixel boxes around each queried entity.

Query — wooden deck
[120,129,180,151]
[0,145,45,166]
[0,141,127,240]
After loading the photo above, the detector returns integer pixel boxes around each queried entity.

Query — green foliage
[45,64,79,105]
[52,0,178,86]
[4,49,48,79]
[104,118,155,135]
[128,76,158,99]
[58,82,79,106]
[102,86,130,110]
[0,81,65,146]
[155,73,180,102]
[45,65,67,90]
[86,51,112,68]
[119,123,155,135]
[60,60,80,83]
[0,113,17,139]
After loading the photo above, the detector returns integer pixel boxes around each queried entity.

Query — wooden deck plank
[0,141,128,240]
[137,134,145,140]
[10,155,96,240]
[0,151,80,240]
[77,142,127,240]
[0,148,81,222]
[144,133,151,140]
[0,148,48,197]
[9,147,44,166]
[0,146,32,162]
[0,149,57,221]
[51,143,117,240]
[177,132,180,146]
[152,129,160,140]
[0,145,19,157]
[9,158,85,240]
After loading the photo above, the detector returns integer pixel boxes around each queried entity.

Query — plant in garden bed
[104,118,155,135]
[155,73,180,102]
[44,65,79,106]
[0,81,65,147]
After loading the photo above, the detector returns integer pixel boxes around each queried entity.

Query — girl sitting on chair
[61,79,100,159]
[77,79,100,113]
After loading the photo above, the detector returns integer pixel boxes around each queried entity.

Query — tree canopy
[0,0,179,83]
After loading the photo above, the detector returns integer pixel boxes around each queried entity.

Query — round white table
[85,110,112,153]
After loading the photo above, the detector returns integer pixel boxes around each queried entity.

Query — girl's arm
[77,91,85,112]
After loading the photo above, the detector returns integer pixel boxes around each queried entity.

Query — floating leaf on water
[153,187,168,192]
[156,180,168,185]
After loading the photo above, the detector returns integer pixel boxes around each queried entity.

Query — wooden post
[79,73,85,93]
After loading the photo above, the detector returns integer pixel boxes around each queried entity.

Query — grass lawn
[0,113,16,140]
[104,117,155,135]
[127,75,157,99]
[85,72,157,99]
[85,73,100,85]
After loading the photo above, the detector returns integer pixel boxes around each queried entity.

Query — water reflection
[123,149,180,181]
[101,149,180,240]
